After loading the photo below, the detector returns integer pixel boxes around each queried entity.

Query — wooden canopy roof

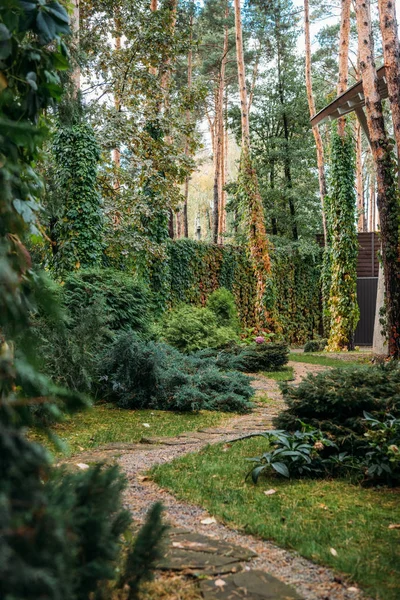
[310,65,388,128]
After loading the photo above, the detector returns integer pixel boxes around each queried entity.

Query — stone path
[68,362,366,600]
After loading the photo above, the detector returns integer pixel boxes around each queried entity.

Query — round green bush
[163,304,239,353]
[206,287,240,329]
[275,363,400,450]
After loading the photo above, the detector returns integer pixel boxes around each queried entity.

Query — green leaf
[46,2,70,25]
[251,465,265,484]
[26,71,38,91]
[271,462,290,478]
[36,10,55,42]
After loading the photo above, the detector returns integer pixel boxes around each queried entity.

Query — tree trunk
[72,0,80,93]
[113,29,121,192]
[355,120,365,230]
[275,22,298,240]
[304,0,328,242]
[213,4,229,244]
[233,0,250,148]
[337,0,351,137]
[233,0,276,332]
[355,0,400,358]
[182,5,194,239]
[378,0,400,166]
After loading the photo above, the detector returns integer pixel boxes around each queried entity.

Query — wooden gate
[354,277,378,346]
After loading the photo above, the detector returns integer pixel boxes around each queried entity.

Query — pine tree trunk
[304,0,328,242]
[72,0,80,93]
[182,6,194,239]
[355,0,400,358]
[213,4,229,244]
[217,8,229,244]
[113,30,121,192]
[337,0,351,137]
[233,0,276,332]
[233,0,250,148]
[378,0,400,165]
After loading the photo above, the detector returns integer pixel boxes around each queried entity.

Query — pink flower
[255,336,265,344]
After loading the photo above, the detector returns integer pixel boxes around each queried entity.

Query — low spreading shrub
[99,331,253,413]
[162,304,239,353]
[275,363,400,450]
[304,338,327,353]
[196,342,289,373]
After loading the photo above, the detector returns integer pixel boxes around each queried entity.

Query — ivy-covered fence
[154,239,322,345]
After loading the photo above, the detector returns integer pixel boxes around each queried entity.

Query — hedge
[150,238,321,345]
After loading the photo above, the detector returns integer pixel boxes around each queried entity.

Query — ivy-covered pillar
[52,118,104,275]
[326,126,360,351]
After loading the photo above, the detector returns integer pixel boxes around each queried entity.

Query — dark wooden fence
[317,232,380,346]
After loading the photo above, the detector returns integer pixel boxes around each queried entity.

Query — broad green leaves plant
[246,429,337,481]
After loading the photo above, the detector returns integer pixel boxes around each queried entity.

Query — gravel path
[116,362,367,600]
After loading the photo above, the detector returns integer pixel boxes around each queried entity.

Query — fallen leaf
[201,517,217,525]
[264,489,277,496]
[347,587,359,593]
[137,475,149,482]
[214,579,227,588]
[318,503,328,510]
[388,523,400,529]
[330,548,338,557]
[76,463,89,470]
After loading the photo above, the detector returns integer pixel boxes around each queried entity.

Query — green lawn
[31,404,230,457]
[289,352,370,368]
[263,366,294,381]
[151,437,400,600]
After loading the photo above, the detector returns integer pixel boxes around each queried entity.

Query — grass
[31,404,230,457]
[263,366,294,381]
[151,437,400,600]
[289,352,370,368]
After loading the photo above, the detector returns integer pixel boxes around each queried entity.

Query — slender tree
[233,0,277,331]
[355,0,400,358]
[378,0,400,164]
[337,0,351,137]
[304,0,328,242]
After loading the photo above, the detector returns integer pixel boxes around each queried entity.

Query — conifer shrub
[195,342,289,373]
[163,304,239,353]
[304,338,327,352]
[0,422,165,600]
[275,363,400,450]
[206,287,240,329]
[63,268,152,334]
[99,331,253,412]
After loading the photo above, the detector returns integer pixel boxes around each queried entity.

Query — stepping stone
[157,548,243,576]
[168,530,257,561]
[157,528,257,576]
[199,570,303,600]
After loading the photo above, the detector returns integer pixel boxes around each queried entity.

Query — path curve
[116,362,366,600]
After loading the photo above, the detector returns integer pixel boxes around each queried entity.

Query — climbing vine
[148,238,321,344]
[52,119,104,275]
[236,149,280,333]
[326,126,359,351]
